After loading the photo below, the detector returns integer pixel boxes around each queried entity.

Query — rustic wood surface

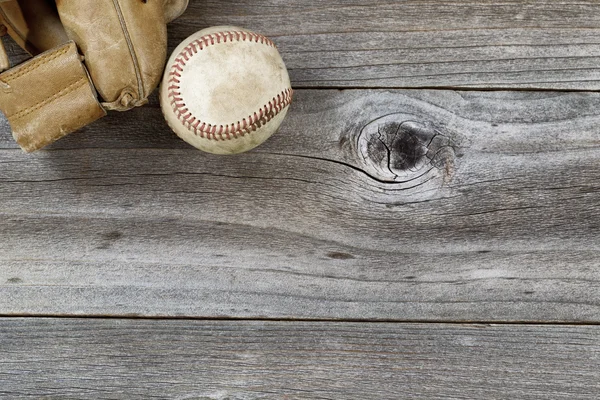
[1,319,599,399]
[179,0,600,90]
[1,0,599,398]
[2,89,600,321]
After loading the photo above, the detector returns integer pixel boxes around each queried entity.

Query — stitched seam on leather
[1,44,70,82]
[8,77,86,120]
[111,0,144,100]
[166,31,293,141]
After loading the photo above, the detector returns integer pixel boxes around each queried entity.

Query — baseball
[160,26,293,154]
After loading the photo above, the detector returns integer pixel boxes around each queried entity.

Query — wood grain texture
[3,0,600,90]
[1,1,599,396]
[167,0,600,90]
[0,318,599,399]
[1,89,600,321]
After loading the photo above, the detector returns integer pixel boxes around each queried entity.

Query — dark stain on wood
[327,252,356,260]
[101,231,123,241]
[97,231,124,250]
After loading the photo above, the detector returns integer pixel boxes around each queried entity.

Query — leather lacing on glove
[102,88,148,112]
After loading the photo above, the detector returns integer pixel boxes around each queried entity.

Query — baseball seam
[166,31,293,141]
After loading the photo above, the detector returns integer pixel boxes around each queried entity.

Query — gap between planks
[1,315,600,327]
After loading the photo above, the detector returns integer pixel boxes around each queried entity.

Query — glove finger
[164,0,188,23]
[0,0,68,55]
[57,0,168,110]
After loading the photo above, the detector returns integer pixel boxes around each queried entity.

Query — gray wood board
[170,0,600,90]
[0,318,599,399]
[2,0,600,90]
[1,89,600,321]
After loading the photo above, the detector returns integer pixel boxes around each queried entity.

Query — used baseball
[160,26,293,154]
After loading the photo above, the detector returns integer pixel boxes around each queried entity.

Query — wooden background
[1,1,600,398]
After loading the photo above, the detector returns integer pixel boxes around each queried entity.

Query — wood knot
[355,113,460,188]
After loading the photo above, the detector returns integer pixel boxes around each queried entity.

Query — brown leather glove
[0,0,188,152]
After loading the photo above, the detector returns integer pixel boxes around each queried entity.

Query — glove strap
[0,41,106,152]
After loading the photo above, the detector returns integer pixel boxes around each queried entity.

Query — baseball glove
[0,0,188,152]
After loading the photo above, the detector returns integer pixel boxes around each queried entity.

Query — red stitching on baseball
[166,31,293,141]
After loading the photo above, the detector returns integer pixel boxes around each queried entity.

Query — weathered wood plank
[1,1,599,90]
[170,0,600,90]
[0,319,598,399]
[1,89,600,320]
